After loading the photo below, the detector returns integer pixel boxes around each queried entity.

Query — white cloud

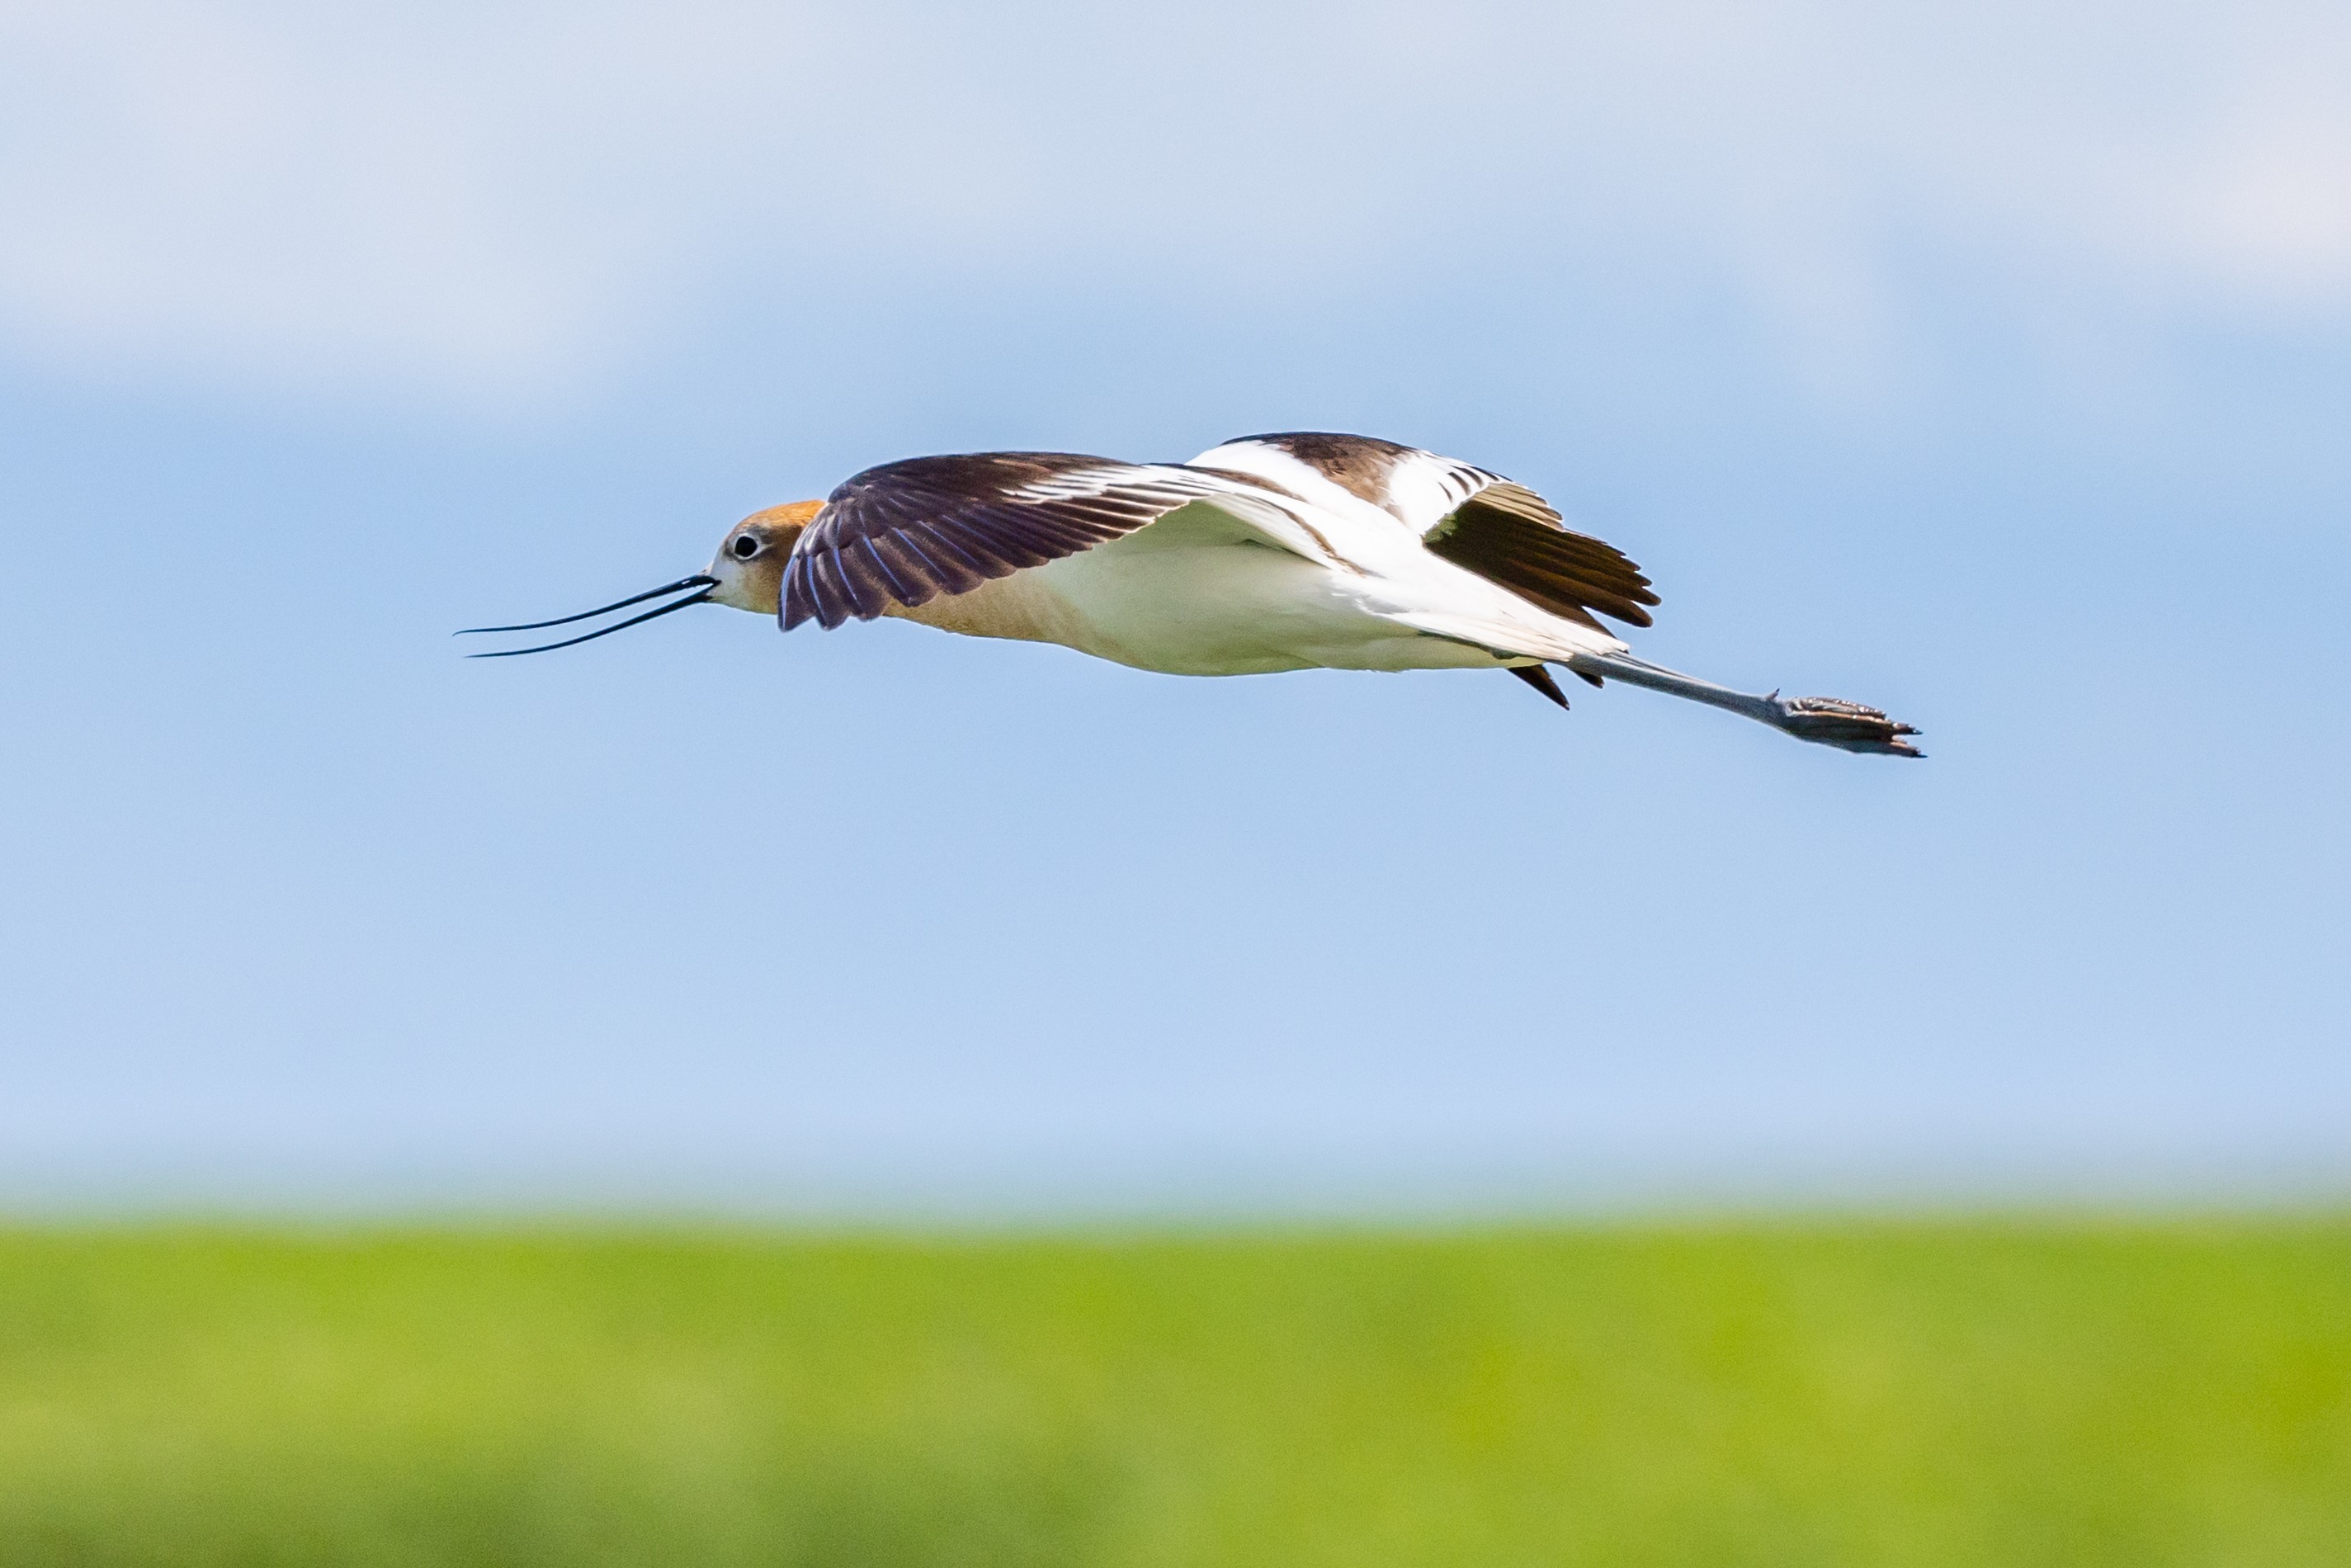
[1,0,2345,408]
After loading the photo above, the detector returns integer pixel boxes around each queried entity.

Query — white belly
[886,533,1511,676]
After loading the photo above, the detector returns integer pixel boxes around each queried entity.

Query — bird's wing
[1192,432,1660,631]
[781,452,1262,631]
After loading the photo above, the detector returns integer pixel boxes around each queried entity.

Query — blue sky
[2,2,2347,1213]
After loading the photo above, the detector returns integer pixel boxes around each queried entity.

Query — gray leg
[1563,653,1923,757]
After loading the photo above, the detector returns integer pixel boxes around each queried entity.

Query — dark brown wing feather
[1423,481,1660,631]
[1508,664,1573,709]
[782,453,1229,631]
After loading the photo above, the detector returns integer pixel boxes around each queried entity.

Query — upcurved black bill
[456,574,717,637]
[465,583,716,658]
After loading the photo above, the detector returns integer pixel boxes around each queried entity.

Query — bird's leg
[1560,653,1922,757]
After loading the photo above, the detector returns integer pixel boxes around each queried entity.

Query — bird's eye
[731,536,761,560]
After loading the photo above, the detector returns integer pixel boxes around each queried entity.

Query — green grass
[0,1221,2345,1566]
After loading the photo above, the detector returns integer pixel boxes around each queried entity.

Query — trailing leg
[1560,653,1922,757]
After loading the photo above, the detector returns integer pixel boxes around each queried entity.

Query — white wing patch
[1192,431,1657,632]
[1184,439,1376,517]
[1375,449,1504,533]
[1187,432,1503,534]
[1005,464,1206,504]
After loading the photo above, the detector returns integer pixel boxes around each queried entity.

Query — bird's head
[459,499,821,655]
[706,500,822,616]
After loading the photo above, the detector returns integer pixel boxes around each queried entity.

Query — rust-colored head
[706,499,822,616]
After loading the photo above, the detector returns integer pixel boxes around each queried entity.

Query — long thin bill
[466,585,716,657]
[456,574,717,636]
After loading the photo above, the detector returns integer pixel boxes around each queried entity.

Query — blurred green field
[0,1221,2344,1566]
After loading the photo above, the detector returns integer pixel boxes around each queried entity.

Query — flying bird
[462,432,1919,756]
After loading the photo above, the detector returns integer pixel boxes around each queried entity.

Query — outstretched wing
[1197,432,1660,631]
[781,452,1241,631]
